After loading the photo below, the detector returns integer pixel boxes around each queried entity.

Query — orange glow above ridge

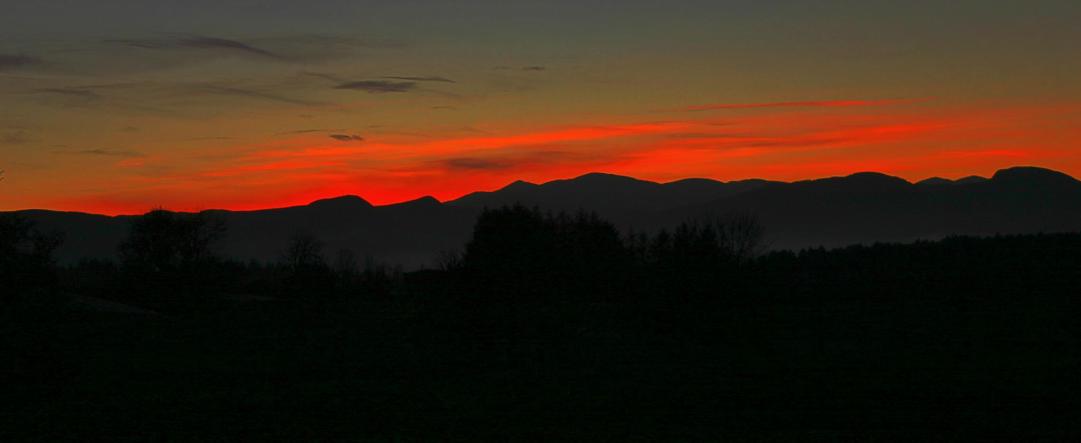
[19,99,1081,215]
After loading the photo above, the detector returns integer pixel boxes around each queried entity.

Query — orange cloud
[250,121,691,160]
[683,98,929,112]
[27,99,1081,215]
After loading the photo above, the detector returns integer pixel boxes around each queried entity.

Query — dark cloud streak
[200,85,323,106]
[682,98,927,112]
[440,150,581,171]
[1,130,31,145]
[493,66,548,72]
[34,88,103,100]
[334,80,416,93]
[54,149,144,158]
[0,54,40,71]
[382,76,455,83]
[179,36,280,58]
[283,129,337,134]
[108,35,281,59]
[329,134,364,142]
[303,72,346,83]
[443,157,507,170]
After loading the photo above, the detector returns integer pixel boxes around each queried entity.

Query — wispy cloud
[442,150,588,173]
[1,130,31,145]
[334,80,416,93]
[182,136,234,142]
[303,72,345,83]
[494,65,548,72]
[108,35,281,59]
[198,85,323,106]
[683,98,928,112]
[329,134,364,142]
[179,36,279,58]
[382,76,455,83]
[107,38,165,50]
[442,157,507,171]
[33,88,104,100]
[282,129,339,135]
[54,149,144,158]
[253,121,691,161]
[0,54,40,71]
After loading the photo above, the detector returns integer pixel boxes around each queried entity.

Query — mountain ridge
[8,166,1081,268]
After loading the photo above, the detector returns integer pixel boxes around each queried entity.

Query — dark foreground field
[5,301,1078,441]
[6,271,1081,440]
[4,209,1081,441]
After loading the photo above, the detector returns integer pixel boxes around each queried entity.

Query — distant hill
[10,166,1081,268]
[667,166,1081,251]
[449,172,775,214]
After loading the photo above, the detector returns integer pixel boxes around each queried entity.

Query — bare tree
[435,249,463,271]
[119,209,227,272]
[283,231,325,271]
[712,213,767,265]
[334,248,359,276]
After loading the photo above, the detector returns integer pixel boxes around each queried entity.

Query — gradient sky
[2,0,1081,214]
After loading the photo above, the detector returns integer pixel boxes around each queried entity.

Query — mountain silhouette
[450,172,774,215]
[306,195,375,210]
[670,166,1081,250]
[10,166,1081,268]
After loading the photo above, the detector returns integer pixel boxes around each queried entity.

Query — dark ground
[4,282,1079,441]
[4,210,1081,441]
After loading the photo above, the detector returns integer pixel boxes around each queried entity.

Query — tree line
[4,204,1080,439]
[4,204,1081,318]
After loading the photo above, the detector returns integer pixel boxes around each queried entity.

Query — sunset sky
[2,1,1081,214]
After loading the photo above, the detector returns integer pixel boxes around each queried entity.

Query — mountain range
[10,166,1081,268]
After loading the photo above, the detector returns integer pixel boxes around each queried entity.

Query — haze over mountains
[11,166,1081,268]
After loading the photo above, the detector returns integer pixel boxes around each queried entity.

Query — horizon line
[1,165,1065,216]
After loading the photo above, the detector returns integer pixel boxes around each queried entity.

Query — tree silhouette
[713,213,766,265]
[279,231,336,298]
[282,231,325,272]
[119,209,227,273]
[462,205,629,300]
[1,214,63,303]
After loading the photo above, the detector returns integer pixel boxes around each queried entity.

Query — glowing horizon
[2,1,1080,215]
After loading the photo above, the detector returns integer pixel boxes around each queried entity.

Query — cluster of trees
[272,231,399,300]
[1,214,63,305]
[4,209,401,312]
[111,212,399,307]
[8,202,1081,322]
[454,205,766,302]
[459,207,630,299]
[118,210,226,274]
[5,203,771,313]
[0,202,785,310]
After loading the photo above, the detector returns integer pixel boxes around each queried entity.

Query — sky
[2,0,1081,214]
